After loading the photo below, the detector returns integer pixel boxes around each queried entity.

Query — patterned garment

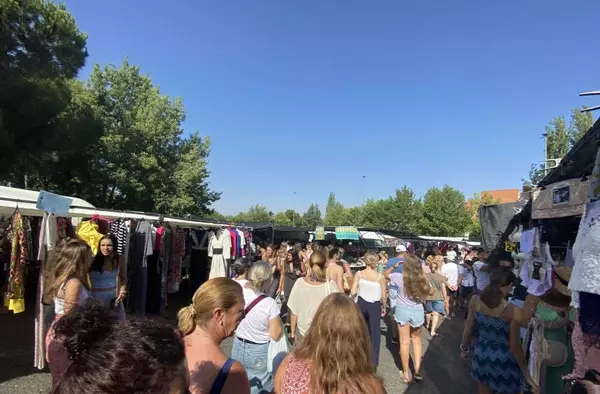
[282,355,310,394]
[471,312,525,393]
[169,230,185,287]
[6,210,29,313]
[110,219,129,256]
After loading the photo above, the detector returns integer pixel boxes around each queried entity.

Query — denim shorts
[231,337,272,394]
[425,300,446,315]
[394,305,425,328]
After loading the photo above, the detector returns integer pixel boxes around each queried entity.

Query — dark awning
[540,117,600,186]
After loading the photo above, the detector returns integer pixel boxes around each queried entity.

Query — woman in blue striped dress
[460,269,538,394]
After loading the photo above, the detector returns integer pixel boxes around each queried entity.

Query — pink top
[282,355,310,394]
[281,355,364,394]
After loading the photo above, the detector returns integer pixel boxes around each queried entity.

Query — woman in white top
[351,252,387,367]
[45,239,92,373]
[231,261,283,394]
[288,251,340,343]
[232,257,252,288]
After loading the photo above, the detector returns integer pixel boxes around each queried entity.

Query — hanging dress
[208,229,231,279]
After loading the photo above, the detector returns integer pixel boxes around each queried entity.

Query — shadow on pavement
[404,312,475,394]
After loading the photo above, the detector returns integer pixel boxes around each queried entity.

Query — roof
[540,117,600,186]
[481,189,520,203]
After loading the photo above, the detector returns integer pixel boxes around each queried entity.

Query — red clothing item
[155,226,164,251]
[228,228,237,258]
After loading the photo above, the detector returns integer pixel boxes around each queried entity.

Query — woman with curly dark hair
[49,300,189,393]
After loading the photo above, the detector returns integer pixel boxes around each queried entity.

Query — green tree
[85,61,219,214]
[23,80,104,196]
[569,108,594,145]
[300,203,322,228]
[361,186,422,233]
[0,0,88,184]
[467,192,500,238]
[324,193,347,226]
[229,205,271,223]
[419,186,471,236]
[527,108,595,185]
[273,212,292,226]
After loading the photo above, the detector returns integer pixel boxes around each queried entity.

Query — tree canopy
[527,108,594,185]
[0,2,220,216]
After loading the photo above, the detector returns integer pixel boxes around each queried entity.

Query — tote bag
[267,321,291,374]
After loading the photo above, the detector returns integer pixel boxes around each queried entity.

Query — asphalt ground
[0,294,475,394]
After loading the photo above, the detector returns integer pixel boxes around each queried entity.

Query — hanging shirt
[109,219,129,256]
[236,229,245,256]
[76,221,103,256]
[155,226,164,251]
[227,228,237,258]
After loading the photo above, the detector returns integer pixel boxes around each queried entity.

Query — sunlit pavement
[0,302,474,394]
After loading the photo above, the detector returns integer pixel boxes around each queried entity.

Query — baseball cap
[395,245,407,253]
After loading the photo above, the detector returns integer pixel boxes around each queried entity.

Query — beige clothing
[287,279,340,336]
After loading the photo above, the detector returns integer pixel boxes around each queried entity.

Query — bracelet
[460,344,470,352]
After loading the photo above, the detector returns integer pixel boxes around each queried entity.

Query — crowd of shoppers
[44,235,597,394]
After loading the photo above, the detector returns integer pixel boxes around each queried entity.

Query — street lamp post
[361,176,366,206]
[293,192,296,227]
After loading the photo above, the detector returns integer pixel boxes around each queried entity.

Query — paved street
[0,298,474,394]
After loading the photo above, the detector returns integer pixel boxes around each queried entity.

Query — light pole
[293,192,296,227]
[361,175,366,206]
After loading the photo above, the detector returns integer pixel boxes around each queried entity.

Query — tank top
[54,279,89,315]
[90,269,119,290]
[357,272,382,303]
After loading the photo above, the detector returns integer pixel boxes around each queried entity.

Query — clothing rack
[0,196,252,230]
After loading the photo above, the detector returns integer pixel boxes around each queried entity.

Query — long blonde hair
[403,254,432,302]
[307,251,327,282]
[177,278,243,335]
[50,239,92,297]
[295,293,383,393]
[363,252,379,269]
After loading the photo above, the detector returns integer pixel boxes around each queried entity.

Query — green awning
[335,226,359,240]
[314,226,326,241]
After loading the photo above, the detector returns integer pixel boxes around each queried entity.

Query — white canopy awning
[0,186,229,229]
[0,186,95,217]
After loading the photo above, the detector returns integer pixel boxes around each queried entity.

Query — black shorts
[460,286,475,298]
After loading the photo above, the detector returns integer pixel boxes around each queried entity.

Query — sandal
[414,372,424,382]
[400,371,413,384]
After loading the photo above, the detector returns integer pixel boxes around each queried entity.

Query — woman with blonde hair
[45,239,92,380]
[274,293,386,393]
[351,252,387,367]
[178,277,250,394]
[384,254,433,384]
[287,251,339,343]
[232,261,283,394]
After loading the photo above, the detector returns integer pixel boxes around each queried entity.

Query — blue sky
[62,0,599,215]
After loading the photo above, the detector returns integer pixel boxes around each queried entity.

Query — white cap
[396,245,407,253]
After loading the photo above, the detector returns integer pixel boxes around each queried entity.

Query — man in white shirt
[442,256,460,317]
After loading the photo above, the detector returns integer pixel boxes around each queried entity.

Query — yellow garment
[76,221,103,255]
[8,299,24,314]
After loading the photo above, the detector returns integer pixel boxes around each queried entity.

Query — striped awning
[335,226,360,240]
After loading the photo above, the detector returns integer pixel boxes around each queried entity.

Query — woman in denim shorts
[424,260,447,337]
[384,255,433,384]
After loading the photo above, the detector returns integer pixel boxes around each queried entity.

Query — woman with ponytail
[287,251,340,343]
[50,300,189,393]
[461,268,538,394]
[178,277,250,394]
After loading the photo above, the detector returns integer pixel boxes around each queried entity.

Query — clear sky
[62,0,599,215]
